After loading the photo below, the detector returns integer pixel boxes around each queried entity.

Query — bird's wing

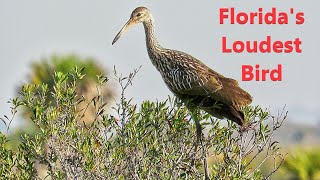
[166,51,223,95]
[164,68,222,95]
[210,76,253,109]
[168,51,252,108]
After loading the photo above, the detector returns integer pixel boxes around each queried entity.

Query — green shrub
[0,67,287,179]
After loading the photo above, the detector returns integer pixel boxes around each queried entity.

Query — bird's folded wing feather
[177,72,252,109]
[169,68,222,95]
[168,50,252,108]
[209,77,253,109]
[168,51,223,95]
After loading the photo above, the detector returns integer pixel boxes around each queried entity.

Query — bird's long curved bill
[112,19,134,45]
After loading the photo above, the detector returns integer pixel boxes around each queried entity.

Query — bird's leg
[194,115,202,154]
[201,138,210,180]
[190,109,200,167]
[191,110,210,180]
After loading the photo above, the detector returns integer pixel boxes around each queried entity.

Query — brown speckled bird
[112,7,252,126]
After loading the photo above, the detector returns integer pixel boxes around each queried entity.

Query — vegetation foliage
[281,148,320,180]
[8,55,116,149]
[0,66,287,179]
[23,54,115,122]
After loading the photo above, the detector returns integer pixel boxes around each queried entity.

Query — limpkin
[112,7,252,179]
[112,7,252,126]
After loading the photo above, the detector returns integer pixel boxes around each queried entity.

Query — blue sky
[0,0,319,129]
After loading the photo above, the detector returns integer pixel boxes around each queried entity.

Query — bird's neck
[143,17,162,52]
[143,16,169,72]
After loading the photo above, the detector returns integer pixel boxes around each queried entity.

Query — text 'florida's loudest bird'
[112,7,252,126]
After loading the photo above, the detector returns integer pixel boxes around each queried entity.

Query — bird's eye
[136,13,142,17]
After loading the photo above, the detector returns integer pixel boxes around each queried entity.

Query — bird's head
[112,7,151,45]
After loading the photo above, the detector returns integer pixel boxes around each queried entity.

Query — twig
[265,153,287,179]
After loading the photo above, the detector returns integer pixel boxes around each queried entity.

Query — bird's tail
[226,106,245,126]
[204,105,245,126]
